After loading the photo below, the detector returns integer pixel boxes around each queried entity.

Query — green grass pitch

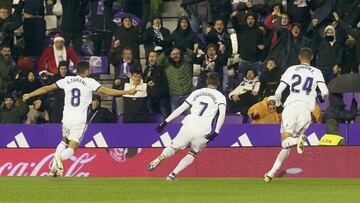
[1,177,360,203]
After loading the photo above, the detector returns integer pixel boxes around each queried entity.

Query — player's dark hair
[299,47,313,61]
[206,72,220,86]
[76,61,90,74]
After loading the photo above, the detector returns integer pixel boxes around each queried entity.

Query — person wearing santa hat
[37,33,79,79]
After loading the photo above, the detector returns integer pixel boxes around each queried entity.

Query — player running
[147,72,226,181]
[264,47,329,183]
[23,61,137,177]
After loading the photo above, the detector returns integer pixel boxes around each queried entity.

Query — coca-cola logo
[0,153,97,177]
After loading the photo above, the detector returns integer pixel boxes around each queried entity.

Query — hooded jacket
[142,15,171,56]
[168,16,199,51]
[314,25,343,72]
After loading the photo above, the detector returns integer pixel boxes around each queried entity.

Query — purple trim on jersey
[95,85,101,92]
[280,80,290,86]
[316,81,325,84]
[218,103,226,106]
[185,100,192,106]
[55,82,61,89]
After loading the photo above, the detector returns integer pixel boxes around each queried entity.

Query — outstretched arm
[165,102,191,123]
[96,86,137,96]
[23,83,58,102]
[274,82,287,106]
[214,104,226,134]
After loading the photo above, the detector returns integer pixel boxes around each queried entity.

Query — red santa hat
[53,33,65,42]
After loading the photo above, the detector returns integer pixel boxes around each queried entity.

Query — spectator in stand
[247,96,281,124]
[16,71,49,124]
[305,0,337,36]
[48,61,72,123]
[143,51,171,117]
[0,1,24,52]
[0,93,29,123]
[38,33,79,79]
[335,0,360,43]
[228,68,260,123]
[142,15,171,60]
[87,94,117,123]
[111,47,142,87]
[264,4,292,49]
[268,23,313,73]
[231,11,265,79]
[167,16,199,53]
[257,58,281,101]
[122,69,148,123]
[157,46,196,111]
[194,44,227,89]
[285,0,311,32]
[233,0,267,26]
[205,18,232,58]
[312,24,343,84]
[114,16,141,60]
[333,12,360,73]
[0,45,18,100]
[23,0,56,56]
[323,94,358,134]
[90,0,115,56]
[60,0,89,55]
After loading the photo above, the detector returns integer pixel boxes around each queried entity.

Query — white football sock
[160,147,176,159]
[51,142,67,170]
[172,153,195,175]
[267,148,290,178]
[61,148,74,161]
[281,137,297,148]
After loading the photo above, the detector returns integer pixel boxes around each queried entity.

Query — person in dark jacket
[205,17,232,58]
[0,1,24,52]
[114,16,141,60]
[257,58,281,100]
[87,94,117,123]
[208,0,232,27]
[194,44,227,89]
[0,45,18,100]
[90,0,115,56]
[268,23,313,73]
[313,25,343,84]
[143,51,170,117]
[48,61,73,123]
[334,12,360,73]
[60,0,88,55]
[0,93,29,123]
[231,11,265,78]
[142,15,171,60]
[323,94,358,134]
[167,16,199,52]
[23,0,56,56]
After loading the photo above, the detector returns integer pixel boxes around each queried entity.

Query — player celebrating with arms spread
[264,48,329,183]
[23,61,137,177]
[147,72,226,181]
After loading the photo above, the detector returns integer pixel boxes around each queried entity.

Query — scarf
[96,0,105,15]
[119,60,132,79]
[201,55,217,71]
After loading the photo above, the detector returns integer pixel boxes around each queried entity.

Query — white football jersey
[183,88,227,127]
[56,75,101,124]
[281,64,325,111]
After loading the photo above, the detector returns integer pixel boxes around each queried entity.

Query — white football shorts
[281,103,311,137]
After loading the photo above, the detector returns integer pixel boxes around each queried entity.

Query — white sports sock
[267,148,290,178]
[161,147,176,159]
[51,142,67,170]
[172,153,195,175]
[281,137,297,148]
[61,148,74,161]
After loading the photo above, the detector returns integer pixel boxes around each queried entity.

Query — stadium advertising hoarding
[1,147,360,178]
[0,124,349,148]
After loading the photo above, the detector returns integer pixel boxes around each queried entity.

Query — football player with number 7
[264,48,329,183]
[147,72,227,181]
[23,61,137,177]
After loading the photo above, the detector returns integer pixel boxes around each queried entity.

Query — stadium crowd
[0,0,359,126]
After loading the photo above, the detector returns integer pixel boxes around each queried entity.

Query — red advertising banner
[1,147,360,178]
